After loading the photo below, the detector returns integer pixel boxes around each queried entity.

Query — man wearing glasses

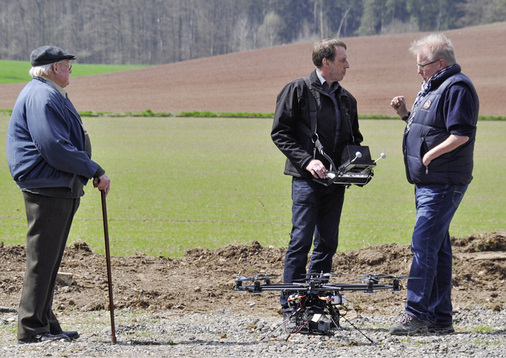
[7,46,111,343]
[390,34,479,335]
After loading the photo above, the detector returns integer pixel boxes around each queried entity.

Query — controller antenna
[374,153,386,163]
[350,151,362,164]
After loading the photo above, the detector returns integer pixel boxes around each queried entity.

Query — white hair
[410,33,457,66]
[29,63,54,78]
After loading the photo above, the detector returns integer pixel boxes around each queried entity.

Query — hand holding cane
[94,177,116,344]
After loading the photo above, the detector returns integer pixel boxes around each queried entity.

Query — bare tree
[257,11,283,47]
[0,0,499,65]
[336,7,351,38]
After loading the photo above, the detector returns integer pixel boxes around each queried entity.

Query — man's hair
[409,33,457,66]
[312,39,347,67]
[29,63,53,78]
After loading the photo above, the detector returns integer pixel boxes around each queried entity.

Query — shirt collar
[36,76,68,98]
[316,68,340,92]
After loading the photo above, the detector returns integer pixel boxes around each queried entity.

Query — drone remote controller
[315,145,386,187]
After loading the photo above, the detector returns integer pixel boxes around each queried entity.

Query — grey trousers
[17,191,80,340]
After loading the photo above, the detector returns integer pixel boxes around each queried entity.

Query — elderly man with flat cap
[6,46,111,343]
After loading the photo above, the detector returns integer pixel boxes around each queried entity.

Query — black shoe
[18,332,70,344]
[53,331,79,340]
[427,322,455,334]
[59,330,80,340]
[389,313,428,336]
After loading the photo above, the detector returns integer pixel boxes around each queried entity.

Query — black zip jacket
[271,70,363,179]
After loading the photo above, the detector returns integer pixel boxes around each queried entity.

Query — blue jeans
[405,184,467,326]
[281,178,345,309]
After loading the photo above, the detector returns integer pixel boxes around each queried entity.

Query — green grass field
[0,114,504,257]
[0,60,147,84]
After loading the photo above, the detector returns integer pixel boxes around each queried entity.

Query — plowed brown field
[0,23,505,116]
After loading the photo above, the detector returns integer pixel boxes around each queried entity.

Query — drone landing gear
[284,307,340,335]
[283,304,380,344]
[283,294,345,336]
[282,303,378,344]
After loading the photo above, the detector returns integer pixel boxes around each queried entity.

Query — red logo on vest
[423,99,432,110]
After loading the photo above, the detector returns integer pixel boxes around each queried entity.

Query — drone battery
[310,313,331,333]
[311,313,322,322]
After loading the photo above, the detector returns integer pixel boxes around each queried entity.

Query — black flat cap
[30,46,76,66]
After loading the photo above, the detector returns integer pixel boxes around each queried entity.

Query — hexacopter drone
[234,272,411,338]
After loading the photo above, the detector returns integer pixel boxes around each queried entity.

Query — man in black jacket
[271,39,363,313]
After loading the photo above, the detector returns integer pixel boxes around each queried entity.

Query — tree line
[0,0,504,65]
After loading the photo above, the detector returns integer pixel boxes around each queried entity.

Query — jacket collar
[34,76,67,98]
[425,64,461,92]
[309,69,341,94]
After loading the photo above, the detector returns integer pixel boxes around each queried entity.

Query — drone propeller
[397,275,421,280]
[236,273,278,281]
[321,272,342,278]
[359,273,418,280]
[360,273,388,280]
[359,274,383,288]
[302,272,342,281]
[308,272,341,277]
[235,275,255,282]
[234,273,279,291]
[250,273,278,281]
[359,274,421,292]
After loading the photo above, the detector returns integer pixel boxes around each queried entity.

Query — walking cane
[98,186,117,344]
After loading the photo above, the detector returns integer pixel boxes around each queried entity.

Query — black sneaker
[389,313,428,335]
[18,332,70,344]
[52,330,80,340]
[427,321,455,334]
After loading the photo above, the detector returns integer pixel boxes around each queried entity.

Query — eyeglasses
[57,61,73,71]
[416,59,440,68]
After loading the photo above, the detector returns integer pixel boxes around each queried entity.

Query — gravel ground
[1,233,504,357]
[1,307,505,357]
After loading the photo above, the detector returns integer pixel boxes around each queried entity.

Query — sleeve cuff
[93,165,105,178]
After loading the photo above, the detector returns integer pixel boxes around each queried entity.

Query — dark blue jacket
[6,77,99,192]
[403,65,479,185]
[271,70,363,179]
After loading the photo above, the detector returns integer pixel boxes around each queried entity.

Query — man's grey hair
[29,63,53,78]
[410,33,457,66]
